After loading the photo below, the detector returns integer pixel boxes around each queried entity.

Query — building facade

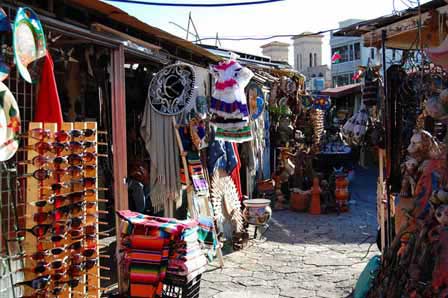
[260,41,290,62]
[292,32,331,90]
[331,19,402,87]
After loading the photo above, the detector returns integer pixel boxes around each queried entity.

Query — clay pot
[290,192,309,212]
[243,199,272,225]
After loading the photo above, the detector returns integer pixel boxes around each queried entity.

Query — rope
[105,0,284,7]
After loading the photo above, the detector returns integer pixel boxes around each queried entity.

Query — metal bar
[111,45,128,294]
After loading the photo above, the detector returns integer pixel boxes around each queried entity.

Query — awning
[320,83,361,98]
[333,0,448,49]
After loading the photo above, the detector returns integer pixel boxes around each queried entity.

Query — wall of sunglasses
[14,122,108,298]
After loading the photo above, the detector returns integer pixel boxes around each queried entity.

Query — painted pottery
[0,81,20,161]
[13,7,46,83]
[243,199,272,225]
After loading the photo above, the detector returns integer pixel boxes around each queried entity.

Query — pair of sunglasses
[42,177,104,193]
[30,189,98,208]
[14,275,50,290]
[17,223,66,238]
[18,256,68,274]
[23,165,96,181]
[33,202,88,223]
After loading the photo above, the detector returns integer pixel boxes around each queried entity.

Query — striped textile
[117,211,207,297]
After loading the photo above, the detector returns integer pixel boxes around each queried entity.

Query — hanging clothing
[140,100,181,213]
[34,51,63,128]
[209,60,254,143]
[230,143,243,200]
[207,128,237,175]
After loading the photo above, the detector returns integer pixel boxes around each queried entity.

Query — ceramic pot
[243,199,272,225]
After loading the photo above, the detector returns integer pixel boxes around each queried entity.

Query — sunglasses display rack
[19,122,103,298]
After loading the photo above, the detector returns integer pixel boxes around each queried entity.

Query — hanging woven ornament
[210,173,244,240]
[148,63,196,115]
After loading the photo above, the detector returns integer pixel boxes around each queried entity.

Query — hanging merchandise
[247,82,265,120]
[0,82,20,161]
[361,65,381,107]
[311,95,331,111]
[34,51,63,128]
[13,7,47,84]
[148,63,196,116]
[210,59,254,143]
[310,108,325,153]
[210,173,244,240]
[140,103,181,212]
[342,104,369,146]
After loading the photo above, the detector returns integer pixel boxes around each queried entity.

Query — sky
[102,0,428,65]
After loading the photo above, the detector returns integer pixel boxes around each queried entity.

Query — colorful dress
[210,60,254,142]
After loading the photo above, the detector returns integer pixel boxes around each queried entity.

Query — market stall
[334,1,448,296]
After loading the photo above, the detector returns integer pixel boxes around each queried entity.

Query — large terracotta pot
[243,199,272,225]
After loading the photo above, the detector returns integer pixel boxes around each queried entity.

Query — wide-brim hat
[0,81,20,161]
[13,7,46,84]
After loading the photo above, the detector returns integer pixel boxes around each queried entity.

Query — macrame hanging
[210,173,244,240]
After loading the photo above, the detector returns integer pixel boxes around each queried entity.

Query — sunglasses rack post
[21,122,101,298]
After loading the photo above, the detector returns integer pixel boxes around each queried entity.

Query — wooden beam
[92,23,162,52]
[111,45,128,294]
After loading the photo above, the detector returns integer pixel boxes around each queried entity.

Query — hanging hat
[0,82,20,161]
[13,7,46,84]
[148,63,196,116]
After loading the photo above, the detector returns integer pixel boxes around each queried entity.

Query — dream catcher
[148,63,196,115]
[210,173,244,240]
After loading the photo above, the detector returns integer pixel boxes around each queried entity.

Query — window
[370,48,375,59]
[309,53,313,67]
[299,54,302,69]
[333,73,351,87]
[332,45,349,63]
[349,45,354,61]
[314,53,317,67]
[354,43,361,60]
[392,49,396,61]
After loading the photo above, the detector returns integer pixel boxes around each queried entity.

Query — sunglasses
[14,275,50,290]
[53,165,97,179]
[17,224,65,238]
[21,141,67,155]
[22,128,52,140]
[30,189,98,208]
[48,177,99,191]
[54,129,97,142]
[18,256,68,274]
[33,202,87,223]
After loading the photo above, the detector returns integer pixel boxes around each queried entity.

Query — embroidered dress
[210,60,254,142]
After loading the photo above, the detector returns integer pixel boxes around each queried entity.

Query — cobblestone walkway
[200,168,379,298]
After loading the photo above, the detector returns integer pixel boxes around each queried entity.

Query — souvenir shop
[334,1,448,296]
[0,1,223,297]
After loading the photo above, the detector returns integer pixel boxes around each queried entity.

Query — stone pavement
[200,167,379,298]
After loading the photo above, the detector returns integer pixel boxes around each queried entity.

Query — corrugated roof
[66,0,220,63]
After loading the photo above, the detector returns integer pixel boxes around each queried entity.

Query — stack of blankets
[117,211,208,298]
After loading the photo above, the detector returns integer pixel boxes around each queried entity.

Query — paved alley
[200,168,379,298]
